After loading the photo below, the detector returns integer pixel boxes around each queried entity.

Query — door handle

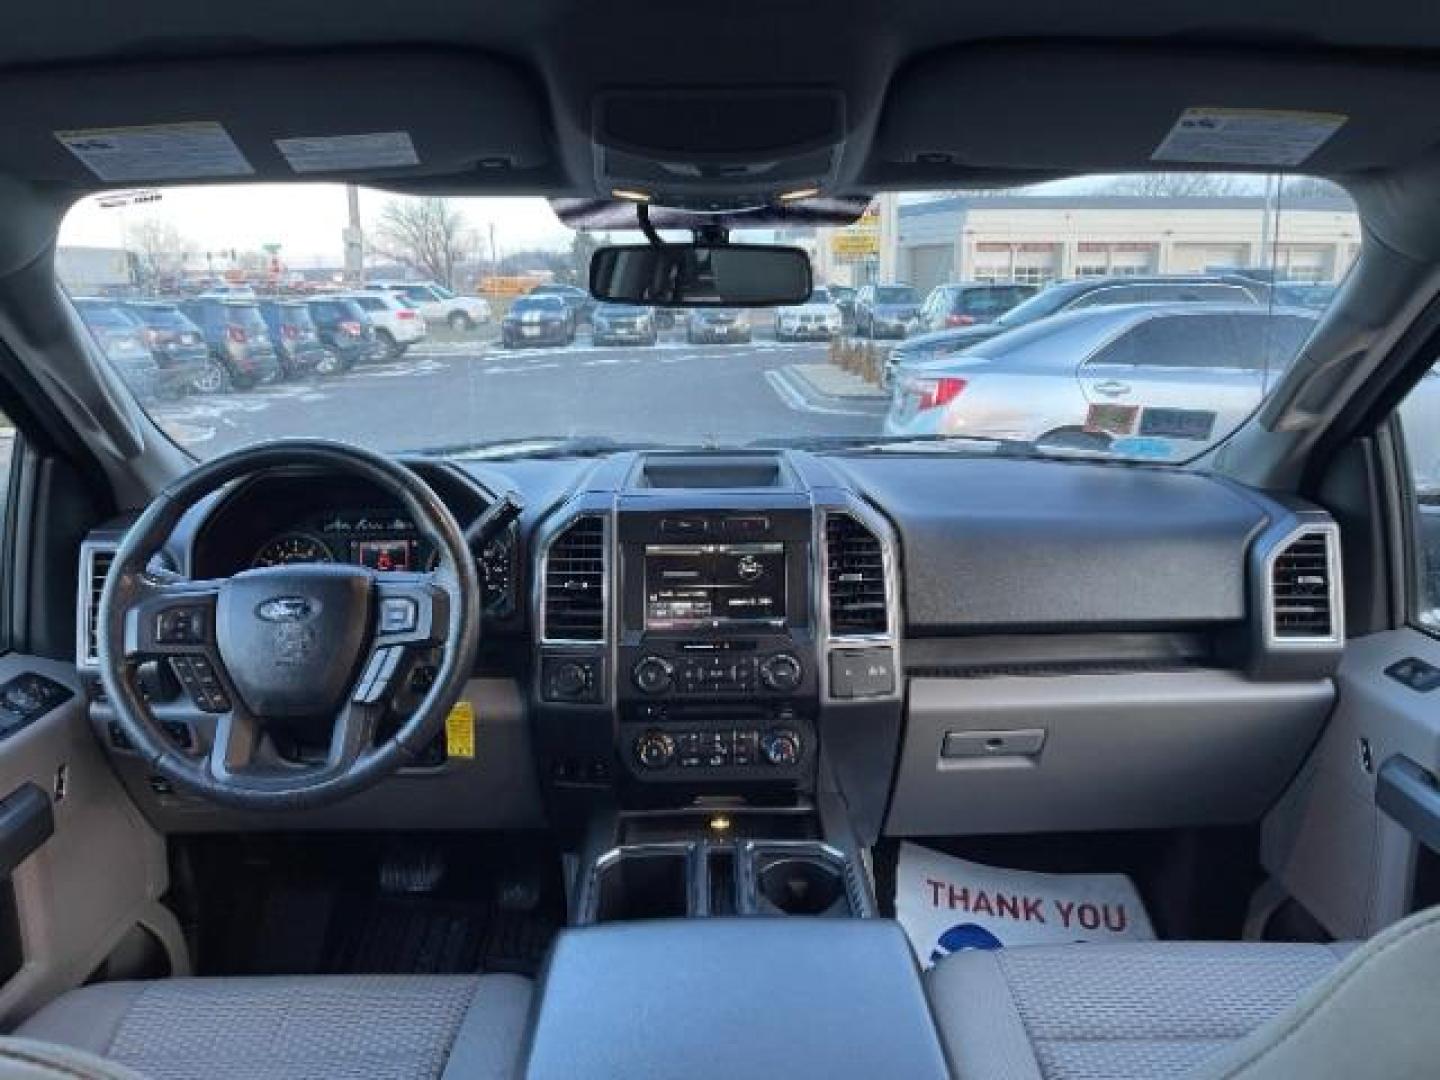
[1091,380,1132,397]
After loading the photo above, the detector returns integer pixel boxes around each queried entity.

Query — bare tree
[371,198,474,288]
[1280,176,1348,201]
[1103,173,1244,198]
[124,216,196,286]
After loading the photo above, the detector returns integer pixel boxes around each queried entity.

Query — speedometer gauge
[252,533,334,568]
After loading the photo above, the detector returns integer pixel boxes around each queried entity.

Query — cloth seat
[927,904,1440,1079]
[13,974,531,1080]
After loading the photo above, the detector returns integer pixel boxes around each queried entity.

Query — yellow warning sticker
[445,701,476,759]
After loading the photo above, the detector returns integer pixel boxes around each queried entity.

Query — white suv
[366,281,491,330]
[339,292,427,358]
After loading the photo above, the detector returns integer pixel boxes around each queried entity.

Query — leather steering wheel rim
[96,439,481,810]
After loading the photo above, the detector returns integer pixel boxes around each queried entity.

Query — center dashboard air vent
[1270,527,1339,642]
[543,516,607,642]
[825,513,889,637]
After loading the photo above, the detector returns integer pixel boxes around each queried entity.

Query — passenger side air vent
[544,517,607,641]
[82,546,116,665]
[825,513,889,636]
[1270,528,1338,641]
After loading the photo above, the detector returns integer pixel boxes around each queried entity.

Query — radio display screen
[645,543,786,631]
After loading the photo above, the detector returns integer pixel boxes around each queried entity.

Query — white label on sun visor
[55,122,254,182]
[1152,108,1346,167]
[274,132,419,173]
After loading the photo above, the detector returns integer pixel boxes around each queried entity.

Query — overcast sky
[59,184,576,266]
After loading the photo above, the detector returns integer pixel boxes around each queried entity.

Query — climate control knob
[761,728,802,768]
[550,661,591,699]
[634,730,676,770]
[759,653,803,693]
[632,656,675,695]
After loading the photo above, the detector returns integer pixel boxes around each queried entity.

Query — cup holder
[591,846,693,923]
[751,846,855,917]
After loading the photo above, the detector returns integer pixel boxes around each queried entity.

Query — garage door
[1170,243,1248,274]
[908,245,953,297]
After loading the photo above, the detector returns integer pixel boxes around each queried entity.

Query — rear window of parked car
[76,304,135,329]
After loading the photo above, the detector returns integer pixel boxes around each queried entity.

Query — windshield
[76,303,136,331]
[58,176,1355,463]
[127,304,192,330]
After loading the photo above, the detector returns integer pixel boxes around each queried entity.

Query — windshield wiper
[415,435,702,460]
[747,433,1034,455]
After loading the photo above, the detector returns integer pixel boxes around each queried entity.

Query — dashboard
[76,448,1346,842]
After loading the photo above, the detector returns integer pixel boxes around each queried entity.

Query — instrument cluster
[251,509,517,616]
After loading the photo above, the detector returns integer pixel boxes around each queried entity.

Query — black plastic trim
[1377,755,1440,855]
[0,783,52,878]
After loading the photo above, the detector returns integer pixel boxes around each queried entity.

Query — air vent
[82,546,116,664]
[826,514,889,636]
[1270,529,1337,640]
[544,517,607,641]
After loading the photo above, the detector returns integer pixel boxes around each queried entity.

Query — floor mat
[895,841,1156,969]
[183,834,563,978]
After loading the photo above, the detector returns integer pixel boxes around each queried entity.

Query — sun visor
[0,51,551,191]
[873,43,1440,179]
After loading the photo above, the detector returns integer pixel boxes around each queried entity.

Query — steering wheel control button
[379,597,419,635]
[155,605,206,645]
[761,728,802,767]
[632,656,675,695]
[758,653,803,693]
[169,656,230,713]
[634,730,676,769]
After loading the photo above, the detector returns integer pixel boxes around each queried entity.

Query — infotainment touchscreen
[645,543,786,631]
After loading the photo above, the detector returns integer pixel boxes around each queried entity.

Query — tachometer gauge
[252,533,334,568]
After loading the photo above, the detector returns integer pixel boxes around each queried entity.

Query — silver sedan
[884,303,1318,459]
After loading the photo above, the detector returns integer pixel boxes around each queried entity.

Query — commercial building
[890,193,1361,298]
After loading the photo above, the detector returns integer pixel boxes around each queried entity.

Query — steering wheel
[96,440,481,810]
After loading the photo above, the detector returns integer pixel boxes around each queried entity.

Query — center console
[532,451,905,870]
[616,506,818,790]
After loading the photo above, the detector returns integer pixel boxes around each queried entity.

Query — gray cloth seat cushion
[13,974,532,1080]
[927,940,1353,1080]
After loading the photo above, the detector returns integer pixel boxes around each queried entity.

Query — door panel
[0,653,169,1025]
[1261,628,1440,938]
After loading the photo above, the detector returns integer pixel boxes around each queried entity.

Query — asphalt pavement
[148,329,890,457]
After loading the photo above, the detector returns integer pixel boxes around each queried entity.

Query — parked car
[527,283,595,325]
[365,281,491,331]
[339,292,427,358]
[1275,281,1339,311]
[774,287,843,341]
[828,284,858,329]
[73,298,168,399]
[885,303,1318,452]
[177,298,283,390]
[686,308,752,344]
[196,283,257,301]
[917,282,1036,333]
[591,303,657,346]
[855,283,921,338]
[257,300,334,377]
[118,301,214,395]
[501,295,576,347]
[885,273,1271,386]
[306,297,380,371]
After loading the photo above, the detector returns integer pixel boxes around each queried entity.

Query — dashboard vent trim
[1267,525,1342,645]
[541,515,608,643]
[824,512,891,639]
[79,544,116,667]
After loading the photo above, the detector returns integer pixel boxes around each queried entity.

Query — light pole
[343,184,364,285]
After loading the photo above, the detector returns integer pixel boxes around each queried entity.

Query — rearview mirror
[589,243,812,307]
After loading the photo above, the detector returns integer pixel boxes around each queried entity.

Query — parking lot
[145,327,890,457]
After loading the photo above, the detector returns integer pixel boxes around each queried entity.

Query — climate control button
[634,730,677,769]
[760,728,802,767]
[758,653,803,693]
[632,656,675,695]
